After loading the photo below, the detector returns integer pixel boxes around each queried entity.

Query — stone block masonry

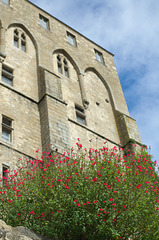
[0,0,142,174]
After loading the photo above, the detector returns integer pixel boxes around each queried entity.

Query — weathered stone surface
[0,0,142,174]
[0,220,42,240]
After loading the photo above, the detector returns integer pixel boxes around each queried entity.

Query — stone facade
[0,0,141,175]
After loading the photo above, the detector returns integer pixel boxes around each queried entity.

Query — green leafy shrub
[0,142,159,240]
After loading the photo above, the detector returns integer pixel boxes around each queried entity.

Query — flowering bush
[0,142,159,240]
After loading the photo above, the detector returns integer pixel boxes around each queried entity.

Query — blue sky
[29,0,159,162]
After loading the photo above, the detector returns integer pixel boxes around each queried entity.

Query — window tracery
[56,54,69,77]
[13,29,26,52]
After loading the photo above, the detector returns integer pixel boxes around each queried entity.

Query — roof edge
[25,0,114,57]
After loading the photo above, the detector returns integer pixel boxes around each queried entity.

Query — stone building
[0,0,141,176]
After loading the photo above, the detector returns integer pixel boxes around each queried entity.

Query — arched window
[13,29,26,52]
[56,55,69,77]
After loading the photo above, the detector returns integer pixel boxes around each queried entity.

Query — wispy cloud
[30,0,159,162]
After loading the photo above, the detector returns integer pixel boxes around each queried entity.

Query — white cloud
[30,0,159,162]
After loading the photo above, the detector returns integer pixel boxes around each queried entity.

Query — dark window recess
[75,105,86,125]
[1,65,13,86]
[14,29,19,48]
[2,116,13,142]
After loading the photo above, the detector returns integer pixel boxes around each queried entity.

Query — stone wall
[0,0,142,174]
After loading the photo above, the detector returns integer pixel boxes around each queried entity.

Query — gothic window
[13,29,26,52]
[2,116,13,142]
[94,49,104,64]
[67,31,77,47]
[1,64,13,86]
[75,105,86,125]
[56,55,69,77]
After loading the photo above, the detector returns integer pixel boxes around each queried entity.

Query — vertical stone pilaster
[0,27,6,58]
[78,73,89,109]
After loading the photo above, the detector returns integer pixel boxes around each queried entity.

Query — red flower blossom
[93,177,97,182]
[136,184,141,189]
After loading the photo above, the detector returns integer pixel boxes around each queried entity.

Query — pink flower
[77,203,80,207]
[30,211,35,215]
[94,201,97,203]
[116,177,120,182]
[87,201,90,204]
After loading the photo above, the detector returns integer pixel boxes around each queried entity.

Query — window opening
[67,32,76,47]
[14,29,19,48]
[94,49,104,64]
[2,116,13,142]
[2,164,10,184]
[56,55,69,77]
[75,105,86,125]
[57,55,62,74]
[21,33,26,52]
[63,59,69,77]
[39,14,49,30]
[1,65,13,86]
